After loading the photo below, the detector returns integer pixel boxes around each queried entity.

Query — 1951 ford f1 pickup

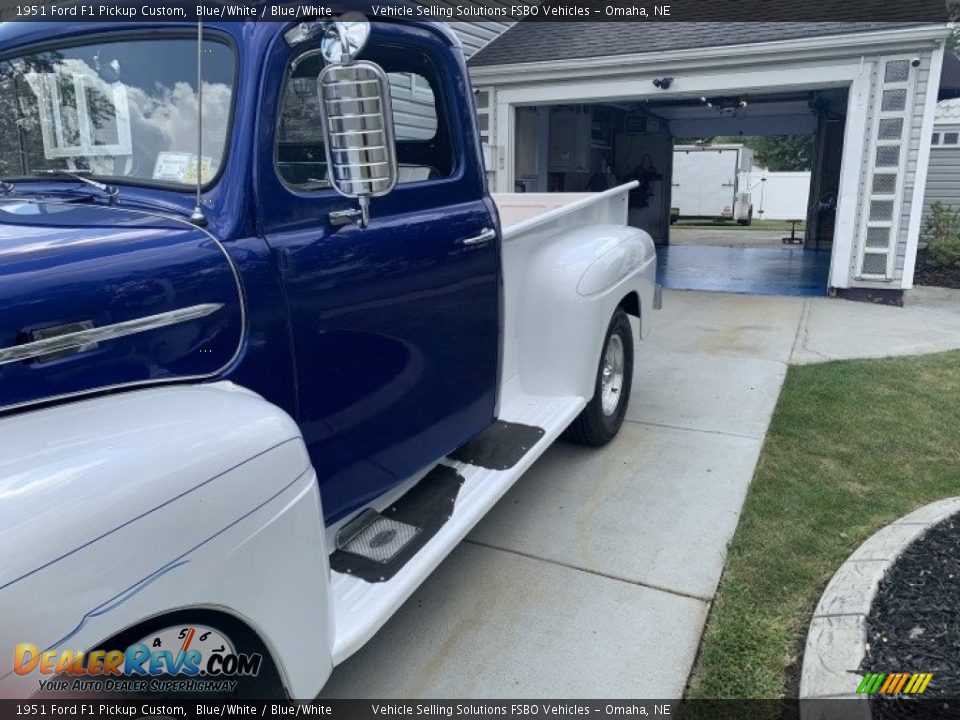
[0,13,658,698]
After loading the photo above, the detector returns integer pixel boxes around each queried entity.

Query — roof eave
[469,24,950,84]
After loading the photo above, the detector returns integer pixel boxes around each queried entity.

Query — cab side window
[276,49,454,191]
[276,54,330,191]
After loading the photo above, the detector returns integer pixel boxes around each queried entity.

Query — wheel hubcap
[601,333,625,416]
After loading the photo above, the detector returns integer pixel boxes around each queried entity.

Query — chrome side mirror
[317,17,397,228]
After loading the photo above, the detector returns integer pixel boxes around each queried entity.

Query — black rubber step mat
[448,420,546,471]
[329,464,464,583]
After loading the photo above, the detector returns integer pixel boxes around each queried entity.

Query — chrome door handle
[460,228,496,247]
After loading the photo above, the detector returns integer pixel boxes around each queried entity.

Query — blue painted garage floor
[656,245,831,297]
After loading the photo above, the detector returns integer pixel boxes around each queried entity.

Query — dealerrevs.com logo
[15,624,262,694]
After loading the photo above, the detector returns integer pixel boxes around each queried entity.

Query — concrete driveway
[319,288,960,699]
[669,226,788,248]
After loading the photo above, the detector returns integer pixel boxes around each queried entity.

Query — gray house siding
[921,94,960,225]
[450,22,513,59]
[923,143,960,213]
[849,49,934,287]
[390,23,510,141]
[390,75,439,142]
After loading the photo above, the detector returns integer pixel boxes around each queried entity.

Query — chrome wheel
[600,333,625,416]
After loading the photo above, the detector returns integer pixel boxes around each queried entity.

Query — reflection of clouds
[125,80,232,175]
[16,56,232,180]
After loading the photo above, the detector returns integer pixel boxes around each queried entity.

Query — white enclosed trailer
[671,144,755,224]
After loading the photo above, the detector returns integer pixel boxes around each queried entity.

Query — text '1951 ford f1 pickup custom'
[0,11,659,698]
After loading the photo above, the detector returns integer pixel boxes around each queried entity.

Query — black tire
[737,207,754,226]
[564,307,634,447]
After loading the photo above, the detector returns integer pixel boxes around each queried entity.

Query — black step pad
[329,464,464,583]
[448,420,546,471]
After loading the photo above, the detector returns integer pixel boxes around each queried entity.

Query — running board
[329,465,464,583]
[449,420,546,471]
[328,392,586,664]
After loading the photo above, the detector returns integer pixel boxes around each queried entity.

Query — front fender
[0,383,331,699]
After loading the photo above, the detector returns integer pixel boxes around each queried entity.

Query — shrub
[920,202,960,269]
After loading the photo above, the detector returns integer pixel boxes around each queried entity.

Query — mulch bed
[913,250,960,289]
[914,265,960,290]
[860,511,960,718]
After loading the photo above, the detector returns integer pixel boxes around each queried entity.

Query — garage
[469,22,950,303]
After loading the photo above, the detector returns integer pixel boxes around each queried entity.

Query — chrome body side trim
[0,304,224,366]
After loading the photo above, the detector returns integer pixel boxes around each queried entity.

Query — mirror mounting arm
[328,201,369,229]
[317,17,398,232]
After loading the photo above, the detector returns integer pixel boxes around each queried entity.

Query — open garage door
[510,88,847,296]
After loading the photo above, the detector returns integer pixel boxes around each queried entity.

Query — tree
[947,24,960,53]
[702,134,815,172]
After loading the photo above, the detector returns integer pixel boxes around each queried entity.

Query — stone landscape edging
[799,496,960,704]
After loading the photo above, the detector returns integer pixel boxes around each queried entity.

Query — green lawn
[673,219,804,233]
[686,350,960,699]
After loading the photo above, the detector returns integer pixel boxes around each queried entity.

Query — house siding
[849,49,933,288]
[896,50,931,276]
[389,77,439,142]
[390,23,510,141]
[450,22,514,59]
[923,141,960,214]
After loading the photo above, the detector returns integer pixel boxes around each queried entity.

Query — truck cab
[0,14,658,698]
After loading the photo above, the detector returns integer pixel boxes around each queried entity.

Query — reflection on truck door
[260,35,501,524]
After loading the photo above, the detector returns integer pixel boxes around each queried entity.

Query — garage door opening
[511,88,848,297]
[665,134,823,296]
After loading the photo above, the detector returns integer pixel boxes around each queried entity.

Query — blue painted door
[258,30,501,524]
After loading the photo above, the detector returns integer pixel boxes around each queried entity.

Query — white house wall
[847,48,938,289]
[898,50,934,280]
[472,27,948,293]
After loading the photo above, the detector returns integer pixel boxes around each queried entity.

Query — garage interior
[511,88,849,296]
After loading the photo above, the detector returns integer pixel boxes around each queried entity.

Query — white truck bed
[493,182,637,239]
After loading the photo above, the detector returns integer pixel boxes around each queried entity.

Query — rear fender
[0,383,331,699]
[504,224,656,400]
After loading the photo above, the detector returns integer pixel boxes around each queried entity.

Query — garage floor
[668,227,788,248]
[317,288,960,699]
[657,245,831,297]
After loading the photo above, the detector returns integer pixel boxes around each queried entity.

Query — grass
[673,219,805,233]
[685,350,960,699]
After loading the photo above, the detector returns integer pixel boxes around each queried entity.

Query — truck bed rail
[493,181,639,241]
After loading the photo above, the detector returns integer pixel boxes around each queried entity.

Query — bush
[920,202,960,269]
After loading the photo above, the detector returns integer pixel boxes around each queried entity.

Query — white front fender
[0,383,331,698]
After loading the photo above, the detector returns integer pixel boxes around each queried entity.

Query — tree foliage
[921,201,960,269]
[710,134,815,172]
[948,25,960,53]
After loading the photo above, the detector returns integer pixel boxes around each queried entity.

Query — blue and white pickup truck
[0,13,658,698]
